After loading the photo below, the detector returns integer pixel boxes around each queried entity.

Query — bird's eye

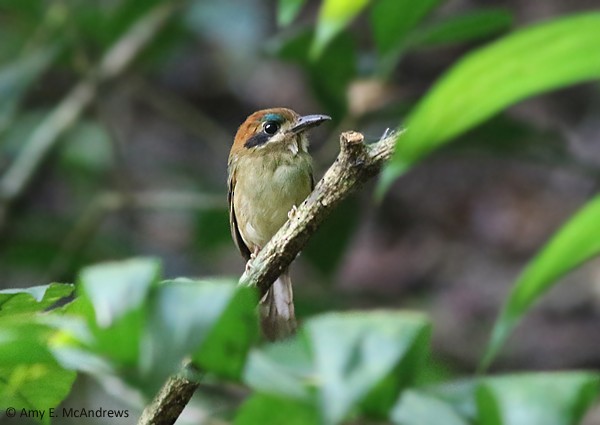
[263,121,280,135]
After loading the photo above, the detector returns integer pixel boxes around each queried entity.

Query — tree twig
[0,1,181,229]
[137,370,200,425]
[240,130,401,296]
[136,129,403,425]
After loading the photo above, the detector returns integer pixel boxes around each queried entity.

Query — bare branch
[137,129,403,425]
[137,372,199,425]
[240,130,402,296]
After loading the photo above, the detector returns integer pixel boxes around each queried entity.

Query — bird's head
[231,108,330,155]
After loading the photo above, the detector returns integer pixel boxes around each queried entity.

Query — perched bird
[228,108,330,340]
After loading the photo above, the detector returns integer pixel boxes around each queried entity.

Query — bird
[228,108,330,340]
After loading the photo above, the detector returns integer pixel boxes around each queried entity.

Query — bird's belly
[234,157,311,249]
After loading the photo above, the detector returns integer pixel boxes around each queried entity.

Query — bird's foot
[244,249,260,273]
[288,205,299,220]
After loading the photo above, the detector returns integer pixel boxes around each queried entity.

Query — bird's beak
[290,114,331,134]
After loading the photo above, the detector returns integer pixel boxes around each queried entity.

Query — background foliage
[1,0,599,424]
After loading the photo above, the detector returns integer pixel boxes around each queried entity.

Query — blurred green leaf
[476,373,600,425]
[141,279,255,391]
[306,311,430,424]
[425,379,478,422]
[60,120,113,174]
[481,194,600,369]
[235,393,320,425]
[312,0,369,58]
[192,283,259,380]
[0,283,74,317]
[391,390,468,425]
[78,257,160,328]
[0,364,76,425]
[380,12,600,195]
[0,317,77,423]
[0,321,59,365]
[244,312,429,423]
[72,258,160,373]
[370,0,440,57]
[244,336,314,401]
[0,46,59,132]
[278,0,307,27]
[270,29,356,117]
[409,9,512,48]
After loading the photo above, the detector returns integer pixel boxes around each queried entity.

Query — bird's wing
[228,165,252,261]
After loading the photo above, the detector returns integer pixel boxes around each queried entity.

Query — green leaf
[235,394,320,425]
[0,284,74,317]
[481,194,600,369]
[269,28,356,117]
[191,282,258,380]
[244,336,314,401]
[278,0,307,27]
[476,372,600,425]
[305,311,430,424]
[0,319,76,423]
[245,312,430,423]
[141,279,256,391]
[311,0,370,58]
[0,364,76,425]
[409,9,513,47]
[391,390,469,425]
[0,321,59,365]
[78,257,161,328]
[370,0,440,56]
[425,379,478,422]
[381,12,600,193]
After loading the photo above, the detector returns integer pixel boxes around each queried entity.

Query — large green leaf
[409,9,512,47]
[192,282,258,380]
[481,194,600,369]
[0,364,76,425]
[391,390,468,425]
[476,372,600,425]
[69,258,161,373]
[244,311,430,423]
[234,394,320,425]
[78,257,160,328]
[0,284,74,317]
[311,0,370,58]
[0,321,59,365]
[380,12,600,194]
[370,0,440,57]
[0,320,76,424]
[244,336,314,401]
[141,279,257,392]
[306,311,430,424]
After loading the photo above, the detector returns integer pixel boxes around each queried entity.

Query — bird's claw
[245,249,260,273]
[288,205,298,220]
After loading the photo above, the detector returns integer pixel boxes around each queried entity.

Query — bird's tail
[260,269,297,341]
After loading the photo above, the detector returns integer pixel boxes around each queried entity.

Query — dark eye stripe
[244,132,270,148]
